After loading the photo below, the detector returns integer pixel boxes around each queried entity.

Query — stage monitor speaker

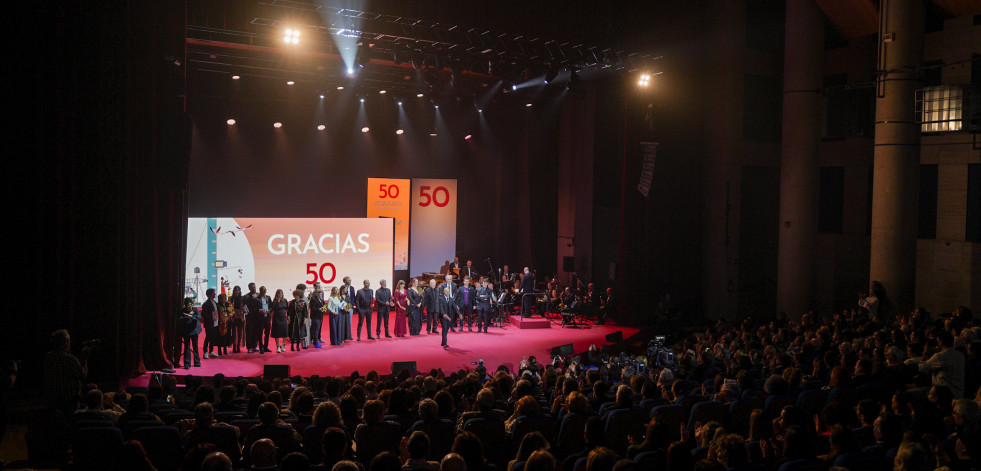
[391,361,417,375]
[264,364,290,379]
[550,343,574,356]
[605,331,623,343]
[563,256,575,273]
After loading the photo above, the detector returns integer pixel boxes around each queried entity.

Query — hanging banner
[409,179,457,276]
[367,178,411,270]
[638,142,658,198]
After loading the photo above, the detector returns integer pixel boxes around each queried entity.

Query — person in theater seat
[374,279,393,338]
[355,280,374,341]
[393,280,408,338]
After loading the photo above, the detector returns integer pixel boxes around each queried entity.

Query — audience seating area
[24,305,981,471]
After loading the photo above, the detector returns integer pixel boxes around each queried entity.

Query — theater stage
[160,314,638,380]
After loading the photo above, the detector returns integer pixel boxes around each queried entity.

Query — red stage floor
[146,313,637,381]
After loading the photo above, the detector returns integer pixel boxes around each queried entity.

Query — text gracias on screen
[267,232,372,255]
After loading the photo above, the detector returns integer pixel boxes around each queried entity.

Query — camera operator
[43,329,89,417]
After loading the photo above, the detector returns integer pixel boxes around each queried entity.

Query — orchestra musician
[461,260,479,280]
[598,287,615,325]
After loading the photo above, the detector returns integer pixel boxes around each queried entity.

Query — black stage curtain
[8,1,188,380]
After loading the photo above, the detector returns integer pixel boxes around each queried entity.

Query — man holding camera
[43,329,89,417]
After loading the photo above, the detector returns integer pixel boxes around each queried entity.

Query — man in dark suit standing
[244,283,263,353]
[374,280,393,338]
[424,279,439,334]
[355,280,374,341]
[476,280,495,333]
[201,288,219,359]
[438,287,458,349]
[179,295,204,369]
[257,285,274,353]
[342,276,356,341]
[455,277,477,332]
[308,284,325,348]
[519,267,536,318]
[438,274,457,330]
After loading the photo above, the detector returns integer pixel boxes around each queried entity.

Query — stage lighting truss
[185,1,661,97]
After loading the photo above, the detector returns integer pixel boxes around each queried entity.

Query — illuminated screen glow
[185,217,393,304]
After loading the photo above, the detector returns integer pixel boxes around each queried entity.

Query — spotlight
[478,109,482,113]
[360,98,365,103]
[273,122,283,128]
[320,94,325,99]
[379,90,387,94]
[286,80,295,86]
[525,103,532,107]
[231,75,240,80]
[544,63,559,84]
[417,92,424,98]
[284,28,300,44]
[434,105,439,109]
[226,119,236,125]
[397,101,403,106]
[567,69,580,90]
[638,73,651,87]
[429,132,438,137]
[317,124,326,131]
[512,84,517,91]
[464,134,472,140]
[361,127,370,133]
[396,129,404,135]
[347,67,355,76]
[337,86,344,90]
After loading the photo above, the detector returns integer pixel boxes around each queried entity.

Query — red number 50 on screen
[418,186,449,207]
[378,184,400,199]
[306,263,336,284]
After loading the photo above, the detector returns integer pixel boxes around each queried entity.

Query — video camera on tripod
[647,335,676,370]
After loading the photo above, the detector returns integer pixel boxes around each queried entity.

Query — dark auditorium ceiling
[184,0,658,100]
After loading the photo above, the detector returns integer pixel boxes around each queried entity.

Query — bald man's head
[441,453,467,471]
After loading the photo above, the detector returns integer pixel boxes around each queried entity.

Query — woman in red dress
[393,280,408,337]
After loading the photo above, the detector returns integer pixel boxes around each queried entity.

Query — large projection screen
[185,218,394,304]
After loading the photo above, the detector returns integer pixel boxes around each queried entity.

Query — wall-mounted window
[915,85,963,132]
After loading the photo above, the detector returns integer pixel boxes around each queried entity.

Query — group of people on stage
[176,272,509,368]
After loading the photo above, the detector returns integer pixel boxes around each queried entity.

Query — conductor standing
[519,267,536,318]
